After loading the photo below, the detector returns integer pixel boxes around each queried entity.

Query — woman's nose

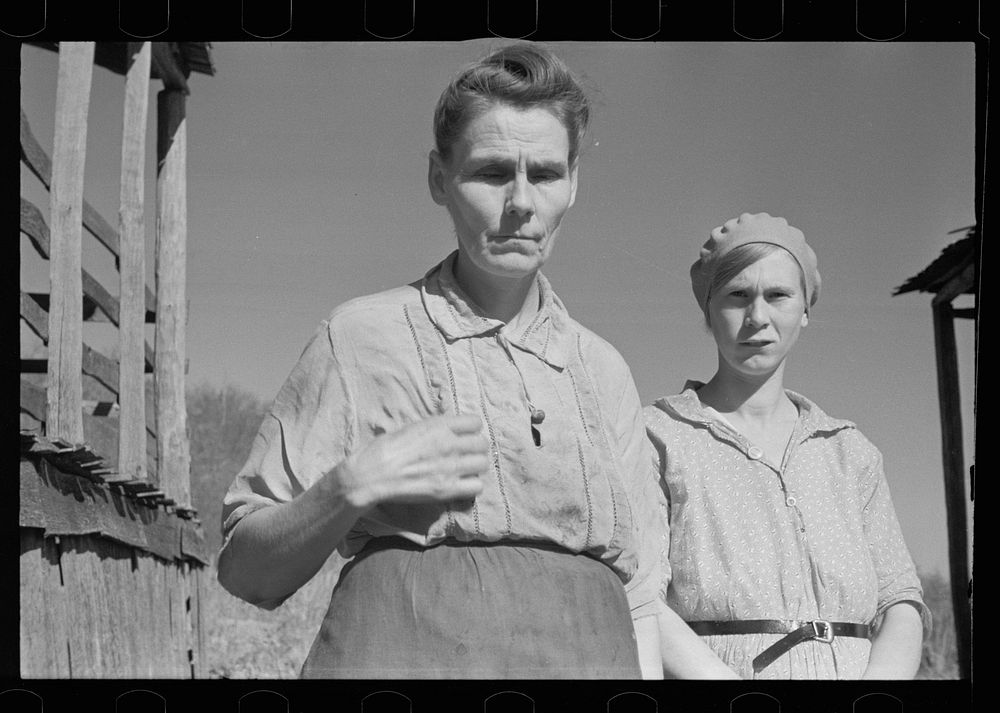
[505,175,533,216]
[744,299,769,328]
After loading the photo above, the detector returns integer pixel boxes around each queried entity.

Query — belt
[686,619,872,673]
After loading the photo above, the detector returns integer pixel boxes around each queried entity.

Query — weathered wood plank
[43,534,190,677]
[173,562,189,677]
[28,392,130,470]
[19,197,51,259]
[19,290,49,340]
[191,565,205,677]
[20,378,47,424]
[56,535,102,676]
[111,540,145,676]
[932,262,976,305]
[24,375,159,479]
[136,553,158,676]
[151,42,191,94]
[21,525,205,677]
[23,344,117,396]
[21,197,158,320]
[180,518,211,564]
[20,341,158,436]
[931,301,972,679]
[19,529,50,675]
[164,559,181,677]
[21,412,44,434]
[120,545,143,678]
[22,200,107,320]
[174,564,189,678]
[46,41,95,444]
[19,106,53,189]
[83,270,119,325]
[20,458,206,564]
[119,42,153,483]
[81,410,122,472]
[82,346,118,394]
[21,201,157,368]
[21,107,120,260]
[155,88,191,505]
[101,539,133,675]
[20,529,71,677]
[184,563,203,678]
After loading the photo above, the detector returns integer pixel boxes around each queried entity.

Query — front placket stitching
[697,413,816,617]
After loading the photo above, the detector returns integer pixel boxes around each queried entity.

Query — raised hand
[339,414,491,510]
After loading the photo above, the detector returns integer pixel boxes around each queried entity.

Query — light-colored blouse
[645,382,930,679]
[221,252,664,618]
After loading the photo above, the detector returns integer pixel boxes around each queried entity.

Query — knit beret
[689,212,821,313]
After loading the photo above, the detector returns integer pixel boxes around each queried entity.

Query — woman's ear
[800,309,809,328]
[568,161,579,208]
[427,150,449,206]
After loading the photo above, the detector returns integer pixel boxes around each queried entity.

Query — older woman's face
[707,250,809,379]
[429,104,578,283]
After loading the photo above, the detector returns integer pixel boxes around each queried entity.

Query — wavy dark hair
[433,43,591,165]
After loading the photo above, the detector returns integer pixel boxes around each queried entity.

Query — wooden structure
[19,42,215,677]
[894,226,977,679]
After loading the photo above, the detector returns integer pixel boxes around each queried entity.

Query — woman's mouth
[493,233,540,241]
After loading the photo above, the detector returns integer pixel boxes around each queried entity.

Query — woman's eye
[472,165,508,179]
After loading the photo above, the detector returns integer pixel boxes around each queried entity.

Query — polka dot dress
[645,381,930,679]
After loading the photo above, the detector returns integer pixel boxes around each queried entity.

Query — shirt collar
[656,380,856,439]
[420,251,573,368]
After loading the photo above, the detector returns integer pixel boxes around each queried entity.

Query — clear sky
[20,41,976,578]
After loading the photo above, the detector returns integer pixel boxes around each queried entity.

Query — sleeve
[643,406,673,601]
[218,318,357,559]
[860,443,933,635]
[613,366,670,622]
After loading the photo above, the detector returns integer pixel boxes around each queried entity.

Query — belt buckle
[811,620,834,644]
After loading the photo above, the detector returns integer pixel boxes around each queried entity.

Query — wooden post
[46,42,95,444]
[118,42,152,482]
[155,88,191,505]
[931,291,972,679]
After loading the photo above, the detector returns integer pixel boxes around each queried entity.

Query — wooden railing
[19,41,192,511]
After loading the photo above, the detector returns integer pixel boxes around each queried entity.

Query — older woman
[217,44,664,679]
[646,212,930,679]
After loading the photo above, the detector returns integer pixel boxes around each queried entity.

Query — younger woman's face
[707,250,809,380]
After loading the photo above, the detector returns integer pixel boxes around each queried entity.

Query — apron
[300,536,642,679]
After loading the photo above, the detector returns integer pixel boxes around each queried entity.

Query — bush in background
[915,568,960,679]
[188,381,343,678]
[188,382,267,557]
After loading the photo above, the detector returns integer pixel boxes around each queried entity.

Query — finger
[445,432,491,456]
[390,414,482,444]
[401,452,491,480]
[435,471,484,500]
[380,472,484,504]
[393,430,490,465]
[448,475,484,499]
[439,413,484,435]
[448,452,492,476]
